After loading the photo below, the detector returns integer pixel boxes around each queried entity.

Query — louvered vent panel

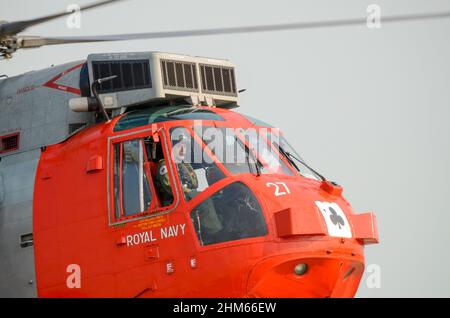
[200,64,237,96]
[161,59,198,92]
[92,60,152,94]
[0,132,20,154]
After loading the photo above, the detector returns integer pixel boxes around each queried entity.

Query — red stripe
[42,63,84,95]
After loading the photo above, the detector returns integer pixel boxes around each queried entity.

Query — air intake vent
[20,233,34,248]
[92,60,152,94]
[0,132,20,154]
[200,64,237,97]
[87,52,239,110]
[161,59,198,92]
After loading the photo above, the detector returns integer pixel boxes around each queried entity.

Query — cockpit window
[190,182,267,246]
[239,128,294,176]
[169,127,225,201]
[197,126,253,175]
[114,106,224,132]
[113,139,152,218]
[196,126,294,176]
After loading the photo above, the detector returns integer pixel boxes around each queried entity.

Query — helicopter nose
[246,255,365,298]
[258,178,378,244]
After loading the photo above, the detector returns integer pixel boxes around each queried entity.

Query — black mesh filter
[175,62,185,87]
[192,64,198,89]
[230,68,236,94]
[0,133,19,153]
[205,66,214,91]
[201,65,207,91]
[184,63,194,89]
[161,60,168,86]
[166,61,176,87]
[213,67,223,92]
[91,60,152,94]
[222,68,231,92]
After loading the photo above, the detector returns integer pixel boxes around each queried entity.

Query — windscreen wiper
[277,144,326,181]
[247,146,262,176]
[236,136,261,176]
[276,143,300,172]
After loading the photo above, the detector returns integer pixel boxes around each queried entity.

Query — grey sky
[1,0,450,297]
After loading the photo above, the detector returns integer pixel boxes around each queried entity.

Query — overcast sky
[1,0,450,297]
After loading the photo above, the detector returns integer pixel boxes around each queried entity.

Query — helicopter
[3,0,447,298]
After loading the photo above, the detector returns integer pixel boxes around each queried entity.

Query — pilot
[155,135,198,205]
[156,134,223,243]
[155,159,174,206]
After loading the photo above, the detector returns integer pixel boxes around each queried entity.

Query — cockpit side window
[112,133,176,222]
[190,182,267,246]
[113,139,152,218]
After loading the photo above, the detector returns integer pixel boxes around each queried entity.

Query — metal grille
[200,64,237,96]
[161,59,198,92]
[0,132,19,154]
[92,60,152,94]
[20,233,33,248]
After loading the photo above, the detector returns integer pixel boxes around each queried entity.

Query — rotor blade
[16,36,100,48]
[0,0,124,37]
[16,10,450,50]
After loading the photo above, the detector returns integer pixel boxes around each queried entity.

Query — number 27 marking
[266,182,291,196]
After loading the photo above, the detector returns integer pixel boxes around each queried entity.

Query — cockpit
[110,105,323,246]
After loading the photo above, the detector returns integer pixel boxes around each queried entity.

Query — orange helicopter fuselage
[32,106,378,297]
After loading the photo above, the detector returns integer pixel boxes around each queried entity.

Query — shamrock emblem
[328,206,345,229]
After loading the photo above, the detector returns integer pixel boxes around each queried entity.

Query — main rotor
[1,0,449,59]
[0,0,125,58]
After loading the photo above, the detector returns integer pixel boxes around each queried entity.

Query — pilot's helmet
[171,133,190,164]
[171,134,198,192]
[177,161,198,193]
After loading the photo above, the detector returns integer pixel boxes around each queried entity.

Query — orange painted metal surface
[32,106,378,298]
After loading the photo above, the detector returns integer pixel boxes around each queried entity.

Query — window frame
[107,125,180,226]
